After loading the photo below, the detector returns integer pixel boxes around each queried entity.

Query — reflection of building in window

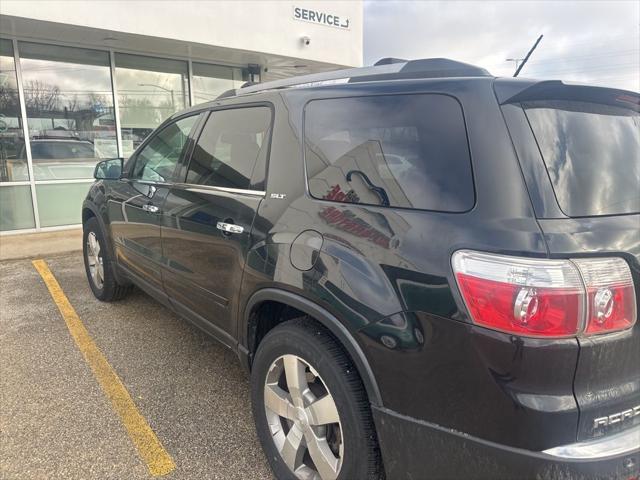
[115,53,190,153]
[1,39,29,183]
[308,139,410,208]
[305,94,475,213]
[17,42,118,184]
[185,107,271,189]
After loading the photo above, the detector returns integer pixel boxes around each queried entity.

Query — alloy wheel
[86,231,104,289]
[264,354,343,480]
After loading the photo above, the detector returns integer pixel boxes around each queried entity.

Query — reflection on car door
[161,106,272,343]
[109,114,199,294]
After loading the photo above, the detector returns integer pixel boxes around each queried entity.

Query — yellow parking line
[32,259,175,477]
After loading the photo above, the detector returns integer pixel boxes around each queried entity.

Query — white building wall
[1,0,363,67]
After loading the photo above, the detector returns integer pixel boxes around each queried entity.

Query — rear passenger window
[186,107,271,190]
[304,94,474,212]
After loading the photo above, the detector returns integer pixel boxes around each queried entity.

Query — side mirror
[94,158,123,180]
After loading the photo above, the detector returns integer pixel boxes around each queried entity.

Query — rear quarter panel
[238,80,582,450]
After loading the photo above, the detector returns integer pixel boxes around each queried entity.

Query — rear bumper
[372,406,640,480]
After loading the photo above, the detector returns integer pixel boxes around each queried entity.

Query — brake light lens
[573,258,637,335]
[452,251,584,337]
[452,251,637,338]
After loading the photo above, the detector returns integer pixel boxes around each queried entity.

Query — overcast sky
[364,0,640,92]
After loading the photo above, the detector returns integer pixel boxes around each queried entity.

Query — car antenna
[514,35,544,77]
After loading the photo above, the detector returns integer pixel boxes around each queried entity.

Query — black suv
[83,58,640,479]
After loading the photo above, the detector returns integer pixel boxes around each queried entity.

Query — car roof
[171,57,639,121]
[172,58,494,118]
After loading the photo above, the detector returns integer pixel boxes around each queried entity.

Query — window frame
[125,112,203,185]
[179,101,275,193]
[301,92,477,214]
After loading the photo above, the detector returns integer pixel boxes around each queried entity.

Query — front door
[161,105,272,341]
[109,114,199,292]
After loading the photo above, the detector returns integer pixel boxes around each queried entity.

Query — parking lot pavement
[0,252,273,480]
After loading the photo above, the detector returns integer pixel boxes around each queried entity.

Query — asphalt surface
[0,252,273,479]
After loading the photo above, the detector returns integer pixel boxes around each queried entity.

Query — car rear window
[524,100,640,217]
[304,94,474,212]
[30,141,96,159]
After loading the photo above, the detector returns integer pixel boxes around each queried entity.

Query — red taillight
[452,251,637,338]
[574,258,637,335]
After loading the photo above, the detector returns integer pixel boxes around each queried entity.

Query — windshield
[524,100,640,217]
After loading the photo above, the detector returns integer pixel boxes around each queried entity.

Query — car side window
[304,94,475,212]
[185,107,271,190]
[132,115,198,183]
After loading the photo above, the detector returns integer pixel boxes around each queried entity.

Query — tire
[251,318,383,480]
[83,217,131,302]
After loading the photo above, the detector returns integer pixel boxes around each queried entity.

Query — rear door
[161,105,272,342]
[500,82,640,442]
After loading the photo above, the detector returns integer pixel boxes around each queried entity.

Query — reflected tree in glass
[115,53,189,155]
[18,42,118,181]
[0,38,28,181]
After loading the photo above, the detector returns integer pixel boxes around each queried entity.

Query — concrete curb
[0,228,83,262]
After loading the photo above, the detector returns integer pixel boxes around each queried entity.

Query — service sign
[293,6,350,30]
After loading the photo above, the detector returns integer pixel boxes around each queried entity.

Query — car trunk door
[540,215,640,441]
[498,81,640,442]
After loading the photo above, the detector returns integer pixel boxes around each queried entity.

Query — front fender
[82,194,126,285]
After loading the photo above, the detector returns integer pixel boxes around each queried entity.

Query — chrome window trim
[173,182,266,197]
[542,424,640,459]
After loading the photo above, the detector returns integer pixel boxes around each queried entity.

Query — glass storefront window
[0,185,35,230]
[0,39,28,182]
[0,38,255,232]
[35,182,92,227]
[192,62,246,105]
[18,42,117,181]
[115,53,189,156]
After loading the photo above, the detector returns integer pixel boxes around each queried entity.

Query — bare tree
[23,80,60,112]
[0,85,20,114]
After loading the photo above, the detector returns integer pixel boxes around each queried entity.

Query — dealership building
[0,1,362,233]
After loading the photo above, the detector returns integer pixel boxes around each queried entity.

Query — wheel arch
[243,288,383,407]
[82,200,126,284]
[82,201,110,244]
[82,202,111,246]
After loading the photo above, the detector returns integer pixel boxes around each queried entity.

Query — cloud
[364,0,639,91]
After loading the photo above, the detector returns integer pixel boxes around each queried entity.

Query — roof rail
[234,58,490,97]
